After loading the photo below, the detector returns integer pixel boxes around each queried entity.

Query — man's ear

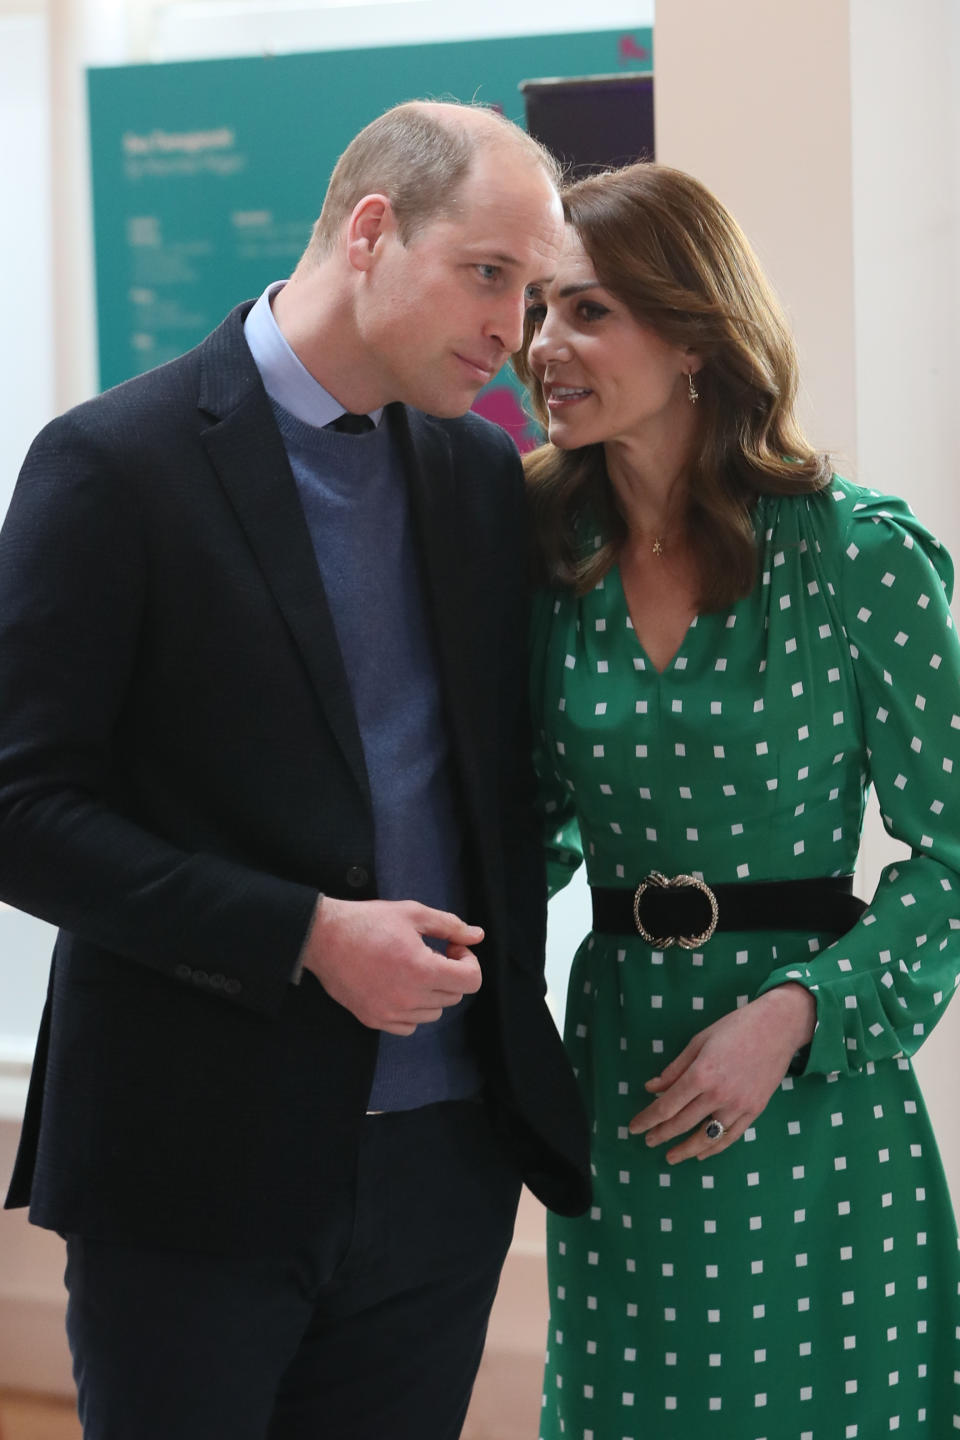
[345,194,395,273]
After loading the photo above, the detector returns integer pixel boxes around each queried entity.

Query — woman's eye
[525,304,547,326]
[579,302,609,322]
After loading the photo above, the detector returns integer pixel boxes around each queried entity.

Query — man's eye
[476,264,500,281]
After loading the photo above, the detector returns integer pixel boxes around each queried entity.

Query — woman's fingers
[629,1068,707,1135]
[664,1112,752,1165]
[643,1033,705,1092]
[633,1093,713,1146]
[630,995,809,1161]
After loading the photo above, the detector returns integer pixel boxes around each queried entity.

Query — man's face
[355,148,565,417]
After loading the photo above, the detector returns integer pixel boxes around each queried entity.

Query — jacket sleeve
[759,490,960,1074]
[0,410,318,1017]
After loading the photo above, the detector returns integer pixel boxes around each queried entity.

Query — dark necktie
[329,412,374,435]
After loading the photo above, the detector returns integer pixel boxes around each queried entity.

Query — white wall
[0,13,53,511]
[0,9,58,1119]
[0,16,68,1358]
[148,0,649,62]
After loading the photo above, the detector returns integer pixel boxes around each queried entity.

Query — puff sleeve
[759,490,960,1074]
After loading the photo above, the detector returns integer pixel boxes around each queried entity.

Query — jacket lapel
[196,308,371,807]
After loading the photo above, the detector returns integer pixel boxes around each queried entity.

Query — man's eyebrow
[467,250,522,267]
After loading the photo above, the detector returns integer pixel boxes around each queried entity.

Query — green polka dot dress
[532,478,960,1439]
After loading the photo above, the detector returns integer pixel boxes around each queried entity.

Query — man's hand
[300,897,484,1035]
[627,982,817,1163]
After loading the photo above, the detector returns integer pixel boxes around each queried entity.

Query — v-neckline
[609,562,701,677]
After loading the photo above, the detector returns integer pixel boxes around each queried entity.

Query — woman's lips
[546,385,593,409]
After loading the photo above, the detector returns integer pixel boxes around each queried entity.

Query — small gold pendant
[652,537,664,557]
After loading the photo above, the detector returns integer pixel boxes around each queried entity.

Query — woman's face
[525,227,698,452]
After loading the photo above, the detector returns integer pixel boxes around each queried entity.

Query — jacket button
[345,865,369,889]
[175,963,191,981]
[209,973,226,989]
[191,969,208,986]
[224,979,242,996]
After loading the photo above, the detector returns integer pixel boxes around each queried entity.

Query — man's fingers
[445,942,478,961]
[428,952,482,995]
[303,898,486,1032]
[429,987,472,1006]
[410,904,484,946]
[380,1003,449,1035]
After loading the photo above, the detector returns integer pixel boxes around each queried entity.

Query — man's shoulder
[410,404,521,466]
[44,303,256,442]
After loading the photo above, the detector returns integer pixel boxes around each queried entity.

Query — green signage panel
[88,28,652,443]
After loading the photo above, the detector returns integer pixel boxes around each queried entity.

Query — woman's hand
[628,982,817,1163]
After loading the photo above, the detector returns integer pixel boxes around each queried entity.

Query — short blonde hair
[308,101,560,256]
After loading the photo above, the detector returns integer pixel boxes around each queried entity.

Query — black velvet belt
[590,873,866,949]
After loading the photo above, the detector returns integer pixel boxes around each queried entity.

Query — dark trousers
[64,1099,521,1440]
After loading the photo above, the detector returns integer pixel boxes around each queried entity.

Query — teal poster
[87,28,651,444]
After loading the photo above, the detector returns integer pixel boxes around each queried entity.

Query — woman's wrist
[756,980,817,1050]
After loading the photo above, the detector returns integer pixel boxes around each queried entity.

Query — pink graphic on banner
[618,34,650,63]
[472,384,540,452]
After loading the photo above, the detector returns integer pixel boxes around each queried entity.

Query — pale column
[847,0,960,1201]
[654,0,857,466]
[655,0,960,1217]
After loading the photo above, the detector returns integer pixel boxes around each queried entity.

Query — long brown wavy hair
[515,163,832,610]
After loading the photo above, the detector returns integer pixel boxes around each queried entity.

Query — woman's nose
[529,317,569,370]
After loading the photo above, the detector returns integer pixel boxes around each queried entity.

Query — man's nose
[486,293,527,357]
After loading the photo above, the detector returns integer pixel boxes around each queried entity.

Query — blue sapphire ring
[704,1118,726,1142]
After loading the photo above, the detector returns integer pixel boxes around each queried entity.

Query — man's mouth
[455,353,497,383]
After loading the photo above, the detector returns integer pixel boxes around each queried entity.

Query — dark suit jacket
[0,305,589,1254]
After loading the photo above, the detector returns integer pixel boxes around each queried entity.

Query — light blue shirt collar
[243,281,383,431]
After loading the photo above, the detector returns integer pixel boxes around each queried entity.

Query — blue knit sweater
[273,400,480,1111]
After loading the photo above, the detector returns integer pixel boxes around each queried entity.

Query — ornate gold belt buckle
[632,871,719,950]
